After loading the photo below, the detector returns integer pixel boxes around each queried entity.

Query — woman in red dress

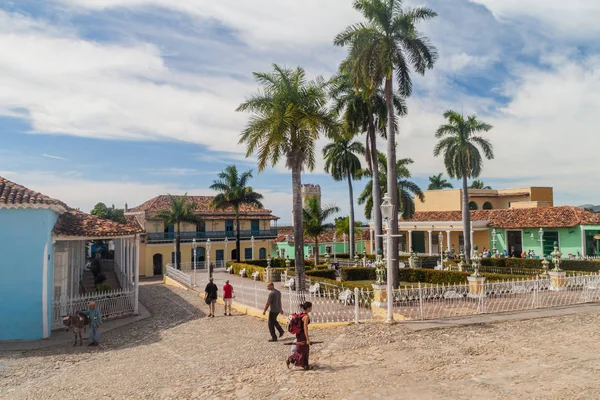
[287,302,312,370]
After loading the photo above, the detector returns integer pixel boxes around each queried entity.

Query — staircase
[81,262,122,293]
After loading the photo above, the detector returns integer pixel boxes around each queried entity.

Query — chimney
[124,203,129,212]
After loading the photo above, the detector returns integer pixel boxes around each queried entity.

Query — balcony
[146,229,278,243]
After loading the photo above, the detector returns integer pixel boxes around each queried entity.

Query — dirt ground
[2,281,600,400]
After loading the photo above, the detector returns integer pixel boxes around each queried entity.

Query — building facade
[125,195,279,276]
[274,227,369,260]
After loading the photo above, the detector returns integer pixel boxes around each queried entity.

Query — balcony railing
[147,229,278,243]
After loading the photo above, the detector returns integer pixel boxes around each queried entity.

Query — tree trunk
[462,175,472,264]
[314,238,319,267]
[235,209,241,262]
[369,119,383,253]
[347,169,356,258]
[292,162,306,291]
[175,222,181,270]
[385,77,400,288]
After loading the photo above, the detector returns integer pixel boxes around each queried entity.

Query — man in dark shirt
[204,278,218,318]
[263,281,284,342]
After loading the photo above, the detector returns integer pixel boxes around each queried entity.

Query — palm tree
[237,64,337,291]
[323,135,365,258]
[334,216,363,240]
[433,110,494,263]
[329,69,405,253]
[154,194,200,270]
[335,0,438,270]
[428,173,453,190]
[210,165,264,263]
[359,151,424,221]
[303,197,340,266]
[469,179,491,190]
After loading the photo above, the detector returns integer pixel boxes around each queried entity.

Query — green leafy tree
[334,216,363,240]
[335,0,438,272]
[154,194,201,269]
[303,197,340,266]
[469,179,491,189]
[359,151,424,222]
[210,165,264,263]
[323,135,365,258]
[237,64,337,291]
[90,203,126,224]
[329,69,405,253]
[428,173,453,190]
[433,110,494,263]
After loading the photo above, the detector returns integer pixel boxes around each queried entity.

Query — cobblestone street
[2,281,600,399]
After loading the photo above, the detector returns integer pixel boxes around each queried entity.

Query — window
[325,246,332,254]
[196,222,205,232]
[244,248,252,260]
[259,247,266,259]
[225,219,234,233]
[280,248,286,258]
[251,219,260,233]
[191,247,205,262]
[469,202,478,210]
[216,250,224,261]
[542,231,559,257]
[482,202,493,210]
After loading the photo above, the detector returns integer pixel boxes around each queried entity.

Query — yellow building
[125,195,279,277]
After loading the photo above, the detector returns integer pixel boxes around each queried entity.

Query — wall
[415,190,462,212]
[490,227,582,258]
[0,208,58,340]
[274,241,367,260]
[529,187,554,206]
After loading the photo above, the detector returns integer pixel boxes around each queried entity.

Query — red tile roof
[0,176,67,211]
[53,210,144,238]
[130,195,279,220]
[402,206,600,229]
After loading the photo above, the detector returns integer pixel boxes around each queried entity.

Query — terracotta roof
[402,206,600,229]
[130,195,279,220]
[276,227,370,244]
[53,210,144,237]
[469,192,529,198]
[0,176,67,211]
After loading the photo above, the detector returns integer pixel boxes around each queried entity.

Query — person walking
[223,279,234,316]
[79,301,102,347]
[204,278,218,317]
[262,281,284,342]
[287,301,312,370]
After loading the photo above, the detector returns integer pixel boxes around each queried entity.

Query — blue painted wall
[0,208,58,340]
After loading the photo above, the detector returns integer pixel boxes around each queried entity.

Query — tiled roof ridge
[0,176,68,210]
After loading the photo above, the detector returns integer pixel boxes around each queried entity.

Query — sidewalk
[0,302,151,351]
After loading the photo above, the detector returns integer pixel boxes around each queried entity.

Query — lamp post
[173,238,178,270]
[538,228,544,258]
[343,233,347,255]
[192,238,197,287]
[224,237,228,265]
[206,239,212,280]
[251,235,255,260]
[491,228,497,255]
[380,193,395,323]
[438,232,444,267]
[333,233,337,263]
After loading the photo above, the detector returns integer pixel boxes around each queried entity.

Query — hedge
[242,259,315,268]
[398,269,534,285]
[341,267,376,281]
[481,258,600,272]
[305,269,337,280]
[226,263,285,282]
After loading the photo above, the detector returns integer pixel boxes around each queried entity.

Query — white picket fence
[52,288,135,330]
[166,264,193,287]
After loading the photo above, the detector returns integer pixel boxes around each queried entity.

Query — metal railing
[52,289,135,330]
[166,264,192,287]
[147,230,278,242]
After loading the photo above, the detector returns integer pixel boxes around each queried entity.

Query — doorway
[153,254,163,275]
[506,231,523,257]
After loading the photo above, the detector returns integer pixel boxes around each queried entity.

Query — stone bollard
[371,283,388,319]
[467,245,486,298]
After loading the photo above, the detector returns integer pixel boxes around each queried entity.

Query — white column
[134,235,140,314]
[428,231,433,255]
[446,231,451,252]
[470,230,475,251]
[408,231,413,252]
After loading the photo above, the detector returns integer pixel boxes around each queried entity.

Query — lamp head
[380,193,395,222]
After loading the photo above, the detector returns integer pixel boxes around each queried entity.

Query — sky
[1,0,599,223]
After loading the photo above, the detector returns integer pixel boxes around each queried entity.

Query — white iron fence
[52,289,135,330]
[166,264,193,287]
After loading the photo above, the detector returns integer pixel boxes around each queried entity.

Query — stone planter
[548,270,567,291]
[467,276,486,298]
[371,284,388,308]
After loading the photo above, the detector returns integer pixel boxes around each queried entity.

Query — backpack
[287,312,306,334]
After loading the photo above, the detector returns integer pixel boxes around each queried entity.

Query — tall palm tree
[237,64,336,291]
[154,193,200,270]
[428,173,453,190]
[335,0,438,271]
[210,165,264,263]
[433,110,494,263]
[303,197,340,266]
[323,135,365,258]
[329,69,405,253]
[469,179,491,189]
[359,151,424,222]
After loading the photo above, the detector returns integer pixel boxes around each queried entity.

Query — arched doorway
[231,249,237,261]
[153,254,163,275]
[259,247,266,259]
[483,202,493,210]
[469,201,478,210]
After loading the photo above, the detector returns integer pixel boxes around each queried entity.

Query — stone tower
[302,184,321,208]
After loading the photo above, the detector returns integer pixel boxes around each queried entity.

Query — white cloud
[42,154,67,160]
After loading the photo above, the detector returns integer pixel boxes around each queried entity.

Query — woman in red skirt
[287,302,312,370]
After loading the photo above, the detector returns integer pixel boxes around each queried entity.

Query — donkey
[62,313,90,346]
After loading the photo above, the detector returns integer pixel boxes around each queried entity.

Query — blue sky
[1,0,599,221]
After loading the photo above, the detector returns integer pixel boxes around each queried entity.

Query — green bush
[241,259,315,268]
[481,257,600,273]
[341,267,376,281]
[335,253,376,261]
[306,269,337,280]
[95,283,112,292]
[398,269,469,285]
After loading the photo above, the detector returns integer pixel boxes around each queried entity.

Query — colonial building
[125,195,279,276]
[274,227,370,260]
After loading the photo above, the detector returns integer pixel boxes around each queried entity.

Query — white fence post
[418,282,424,321]
[354,287,359,325]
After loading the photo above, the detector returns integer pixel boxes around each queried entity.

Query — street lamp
[224,237,228,265]
[438,231,444,267]
[192,238,197,287]
[206,239,212,280]
[251,235,255,260]
[538,228,544,258]
[491,228,497,254]
[333,233,337,263]
[380,193,395,323]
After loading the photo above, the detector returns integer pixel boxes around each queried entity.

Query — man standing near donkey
[262,281,284,342]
